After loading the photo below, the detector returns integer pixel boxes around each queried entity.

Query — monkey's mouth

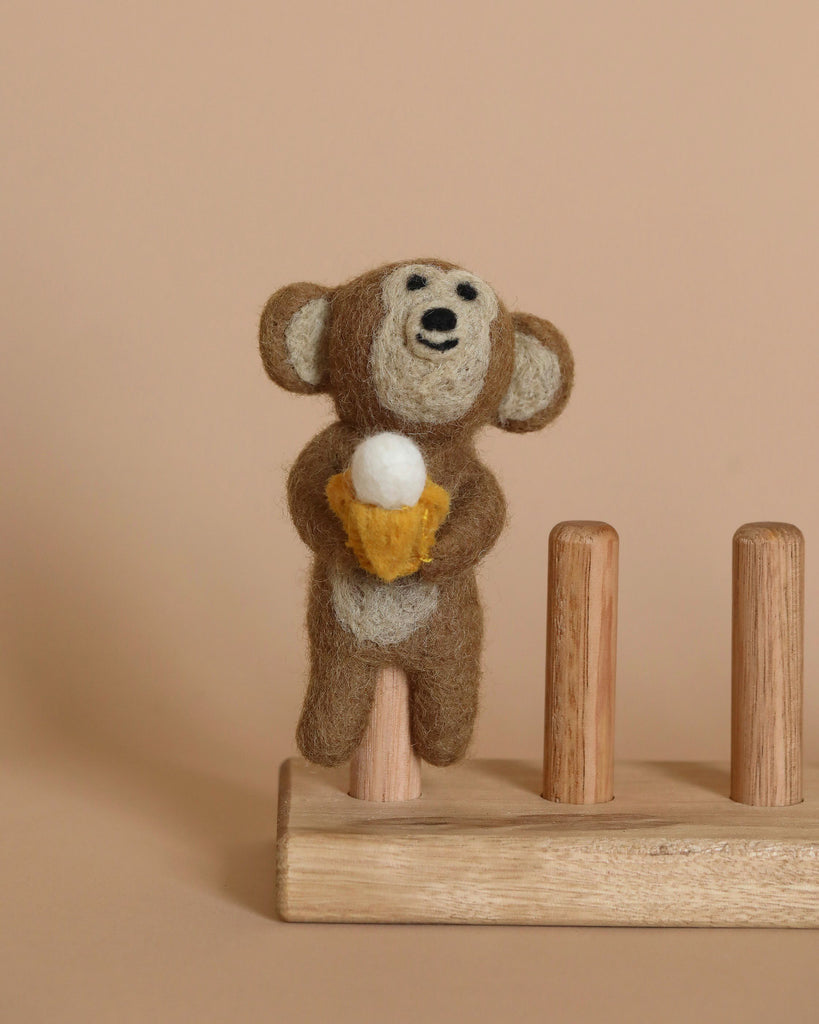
[415,332,459,353]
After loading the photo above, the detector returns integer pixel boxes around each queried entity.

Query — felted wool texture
[330,569,439,647]
[350,432,426,509]
[326,471,450,582]
[300,556,486,767]
[260,259,575,768]
[370,263,500,426]
[326,259,515,441]
[497,333,561,424]
[496,312,574,433]
[289,423,506,766]
[259,281,332,394]
[284,296,329,387]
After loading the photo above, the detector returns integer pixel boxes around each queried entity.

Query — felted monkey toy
[260,259,573,768]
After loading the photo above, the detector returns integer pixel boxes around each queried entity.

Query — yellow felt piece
[325,471,450,582]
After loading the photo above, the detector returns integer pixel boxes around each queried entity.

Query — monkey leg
[296,644,379,767]
[405,577,483,767]
[407,656,481,767]
[297,567,381,767]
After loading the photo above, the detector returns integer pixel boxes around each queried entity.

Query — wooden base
[277,758,819,926]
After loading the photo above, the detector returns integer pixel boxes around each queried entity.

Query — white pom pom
[350,432,427,509]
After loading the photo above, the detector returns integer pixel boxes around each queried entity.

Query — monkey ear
[259,282,332,393]
[495,312,574,432]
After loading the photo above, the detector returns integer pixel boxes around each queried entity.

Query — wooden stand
[276,520,817,926]
[349,665,421,802]
[277,758,819,926]
[543,522,618,804]
[731,523,804,806]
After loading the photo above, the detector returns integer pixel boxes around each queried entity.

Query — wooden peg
[543,521,618,804]
[731,522,804,806]
[349,664,421,801]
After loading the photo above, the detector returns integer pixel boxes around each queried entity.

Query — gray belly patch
[330,568,439,646]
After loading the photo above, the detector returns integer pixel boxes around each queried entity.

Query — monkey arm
[419,462,507,582]
[286,425,359,570]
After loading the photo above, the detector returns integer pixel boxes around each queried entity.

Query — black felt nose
[421,307,458,333]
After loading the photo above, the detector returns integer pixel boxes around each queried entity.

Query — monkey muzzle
[408,306,460,359]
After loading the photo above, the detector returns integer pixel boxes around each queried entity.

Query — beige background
[2,0,818,1020]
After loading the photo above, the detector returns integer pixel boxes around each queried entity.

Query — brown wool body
[260,258,573,767]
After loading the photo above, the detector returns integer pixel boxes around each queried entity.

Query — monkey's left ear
[495,313,574,433]
[259,282,333,394]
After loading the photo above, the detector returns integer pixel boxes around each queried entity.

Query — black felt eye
[456,282,478,301]
[406,274,428,291]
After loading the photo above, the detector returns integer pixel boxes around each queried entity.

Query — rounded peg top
[549,521,619,546]
[733,522,804,547]
[731,520,804,806]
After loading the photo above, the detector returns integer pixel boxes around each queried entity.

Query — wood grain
[348,665,422,802]
[543,522,618,804]
[731,522,804,806]
[278,758,819,926]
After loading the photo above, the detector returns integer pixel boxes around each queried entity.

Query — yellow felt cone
[326,471,450,582]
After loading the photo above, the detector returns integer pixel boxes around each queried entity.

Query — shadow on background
[3,509,279,918]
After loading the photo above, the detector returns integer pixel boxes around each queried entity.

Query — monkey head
[259,258,573,438]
